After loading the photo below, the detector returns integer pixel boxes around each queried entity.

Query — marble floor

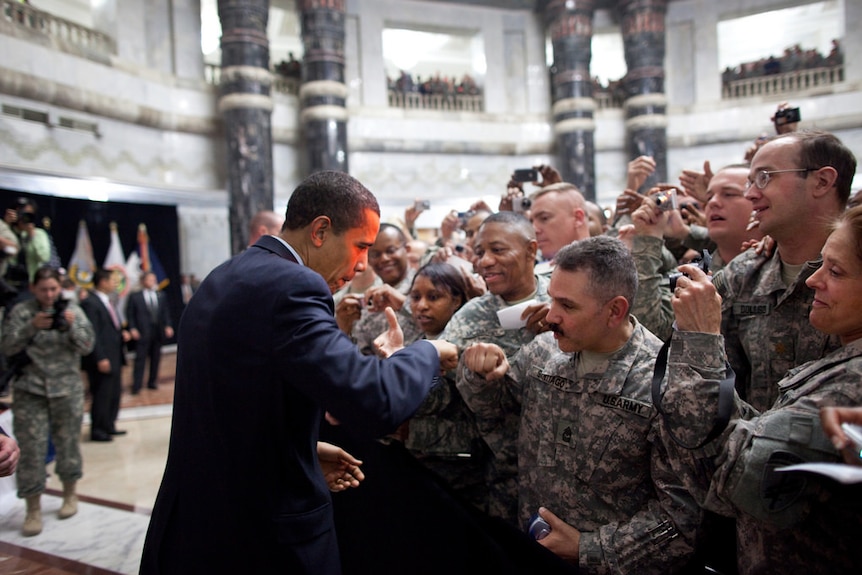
[0,352,177,575]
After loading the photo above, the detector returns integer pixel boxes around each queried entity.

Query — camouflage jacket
[351,272,420,355]
[458,322,700,575]
[712,248,840,412]
[660,332,862,575]
[440,273,550,357]
[441,273,551,522]
[406,334,484,460]
[629,235,676,341]
[1,298,94,398]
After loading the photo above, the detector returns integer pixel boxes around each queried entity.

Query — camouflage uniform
[629,235,676,341]
[1,297,94,498]
[713,248,840,412]
[660,332,862,575]
[351,273,420,355]
[331,274,382,307]
[441,273,551,523]
[457,322,700,574]
[405,333,489,512]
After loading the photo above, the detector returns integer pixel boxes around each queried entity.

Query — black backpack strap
[652,336,736,449]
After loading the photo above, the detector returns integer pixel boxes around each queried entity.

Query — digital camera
[512,168,538,183]
[667,250,712,291]
[48,297,71,331]
[654,188,678,212]
[513,197,532,214]
[774,107,801,126]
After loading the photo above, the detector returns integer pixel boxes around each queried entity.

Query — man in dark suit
[140,171,457,575]
[80,269,129,442]
[125,271,173,394]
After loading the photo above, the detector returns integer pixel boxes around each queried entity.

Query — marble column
[218,0,275,255]
[620,0,668,191]
[298,0,349,175]
[543,0,596,201]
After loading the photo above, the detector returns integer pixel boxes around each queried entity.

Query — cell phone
[774,107,801,125]
[841,423,862,460]
[413,199,430,212]
[512,168,538,183]
[528,514,551,540]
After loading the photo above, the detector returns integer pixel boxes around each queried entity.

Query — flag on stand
[137,223,169,289]
[103,222,131,324]
[68,220,96,289]
[124,250,142,294]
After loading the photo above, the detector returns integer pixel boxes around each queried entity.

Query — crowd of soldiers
[331,119,862,574]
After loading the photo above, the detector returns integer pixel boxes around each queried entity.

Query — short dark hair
[284,171,380,234]
[32,265,61,286]
[554,236,638,307]
[478,211,536,241]
[93,268,113,287]
[777,130,857,206]
[377,223,407,244]
[412,262,471,309]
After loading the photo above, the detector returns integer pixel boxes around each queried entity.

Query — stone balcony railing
[204,63,299,96]
[2,0,116,55]
[723,65,844,99]
[387,90,484,112]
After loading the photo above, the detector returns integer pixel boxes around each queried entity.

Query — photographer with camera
[3,198,52,303]
[1,266,94,536]
[626,167,762,341]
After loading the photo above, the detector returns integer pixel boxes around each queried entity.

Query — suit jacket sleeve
[273,268,439,438]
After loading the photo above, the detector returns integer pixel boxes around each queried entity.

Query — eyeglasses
[745,168,814,190]
[368,244,405,261]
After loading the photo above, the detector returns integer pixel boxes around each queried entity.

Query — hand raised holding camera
[32,310,55,330]
[670,264,721,334]
[364,284,406,313]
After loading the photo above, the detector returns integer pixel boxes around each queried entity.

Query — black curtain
[1,190,183,339]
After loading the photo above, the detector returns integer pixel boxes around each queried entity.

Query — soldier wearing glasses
[712,130,856,412]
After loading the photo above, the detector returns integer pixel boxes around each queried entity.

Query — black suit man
[80,269,129,441]
[126,271,173,394]
[140,171,458,575]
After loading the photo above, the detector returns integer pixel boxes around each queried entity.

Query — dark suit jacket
[126,289,171,340]
[80,292,124,372]
[140,235,440,575]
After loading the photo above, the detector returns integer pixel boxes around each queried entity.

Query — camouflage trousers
[13,388,84,498]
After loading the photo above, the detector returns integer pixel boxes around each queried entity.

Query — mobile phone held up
[774,107,801,126]
[512,168,538,183]
[413,199,431,212]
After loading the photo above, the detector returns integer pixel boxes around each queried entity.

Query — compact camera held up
[653,188,679,212]
[513,197,532,214]
[774,106,801,127]
[667,250,712,292]
[47,297,71,331]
